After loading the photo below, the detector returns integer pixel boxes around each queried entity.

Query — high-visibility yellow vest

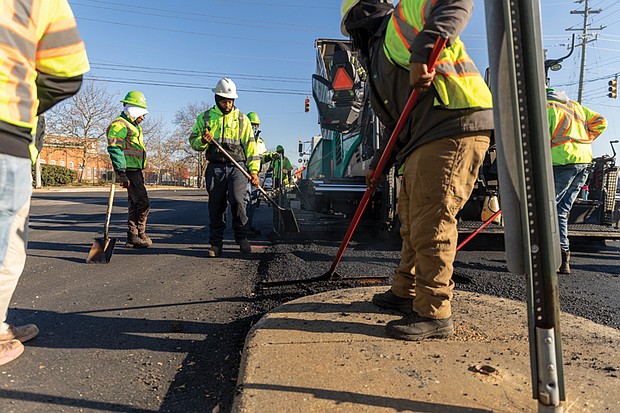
[547,98,607,166]
[107,114,147,170]
[0,0,90,130]
[188,107,260,175]
[383,1,492,110]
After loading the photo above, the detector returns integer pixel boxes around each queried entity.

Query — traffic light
[304,97,310,112]
[608,78,618,99]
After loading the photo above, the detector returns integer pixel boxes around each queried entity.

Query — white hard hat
[212,77,238,99]
[341,0,362,36]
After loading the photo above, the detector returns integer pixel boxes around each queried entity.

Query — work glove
[118,172,130,188]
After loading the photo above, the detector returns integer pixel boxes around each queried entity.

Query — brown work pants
[391,133,490,319]
[126,169,150,234]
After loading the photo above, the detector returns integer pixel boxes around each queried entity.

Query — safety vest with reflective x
[383,0,492,110]
[547,98,607,166]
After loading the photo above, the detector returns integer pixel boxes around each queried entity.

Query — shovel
[86,173,118,263]
[207,137,300,233]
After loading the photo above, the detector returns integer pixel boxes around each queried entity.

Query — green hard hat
[247,112,260,125]
[120,91,147,109]
[276,145,284,152]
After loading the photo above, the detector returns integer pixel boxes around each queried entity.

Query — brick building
[38,134,112,183]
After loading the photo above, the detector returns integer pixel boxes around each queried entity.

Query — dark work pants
[126,169,150,234]
[206,162,249,246]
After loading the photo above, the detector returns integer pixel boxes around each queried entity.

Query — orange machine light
[332,67,354,91]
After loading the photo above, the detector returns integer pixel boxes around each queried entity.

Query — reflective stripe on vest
[383,1,492,110]
[203,109,249,162]
[548,100,596,147]
[548,100,595,165]
[107,116,146,168]
[0,0,89,130]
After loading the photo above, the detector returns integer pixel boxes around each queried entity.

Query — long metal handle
[327,34,448,276]
[103,173,116,240]
[207,137,285,211]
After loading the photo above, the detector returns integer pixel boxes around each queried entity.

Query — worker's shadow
[3,303,258,413]
[7,298,249,352]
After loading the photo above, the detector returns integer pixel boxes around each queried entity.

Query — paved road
[1,188,269,413]
[1,188,618,413]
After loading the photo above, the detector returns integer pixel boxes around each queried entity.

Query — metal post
[35,160,42,188]
[485,1,565,411]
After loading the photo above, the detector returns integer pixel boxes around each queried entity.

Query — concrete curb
[233,287,619,412]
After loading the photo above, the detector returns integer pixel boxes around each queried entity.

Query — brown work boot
[207,245,222,258]
[238,239,252,254]
[372,290,414,314]
[558,250,570,274]
[0,324,39,343]
[386,312,454,341]
[0,340,24,366]
[138,233,153,247]
[126,232,149,248]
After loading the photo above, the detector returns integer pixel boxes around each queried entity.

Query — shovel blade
[279,208,300,233]
[86,237,117,264]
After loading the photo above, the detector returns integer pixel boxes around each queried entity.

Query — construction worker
[342,0,493,341]
[0,0,89,365]
[547,88,606,274]
[189,78,260,257]
[246,112,275,236]
[271,145,293,189]
[107,91,152,249]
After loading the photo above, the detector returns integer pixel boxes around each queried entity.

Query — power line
[86,76,311,96]
[73,0,331,32]
[89,62,309,83]
[76,17,307,46]
[566,0,605,103]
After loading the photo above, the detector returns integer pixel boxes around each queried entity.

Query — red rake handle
[456,209,502,252]
[326,34,449,277]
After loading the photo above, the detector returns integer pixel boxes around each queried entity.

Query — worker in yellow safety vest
[547,88,607,274]
[189,78,260,257]
[0,0,89,366]
[271,145,293,189]
[107,91,153,249]
[341,0,494,341]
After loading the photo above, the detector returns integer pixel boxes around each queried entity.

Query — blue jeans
[554,163,589,252]
[0,154,32,330]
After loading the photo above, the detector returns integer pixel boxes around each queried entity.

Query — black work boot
[372,290,414,314]
[385,312,454,341]
[238,239,252,254]
[558,250,570,274]
[207,245,222,258]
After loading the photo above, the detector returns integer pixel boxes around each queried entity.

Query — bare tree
[172,101,210,187]
[46,81,118,182]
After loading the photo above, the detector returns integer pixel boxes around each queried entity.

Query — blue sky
[70,0,619,165]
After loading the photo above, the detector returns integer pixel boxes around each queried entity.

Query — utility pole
[567,0,604,103]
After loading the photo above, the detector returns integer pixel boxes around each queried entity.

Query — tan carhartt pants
[391,133,490,319]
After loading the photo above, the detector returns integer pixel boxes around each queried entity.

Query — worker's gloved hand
[250,174,260,187]
[409,61,435,93]
[118,172,130,188]
[365,169,384,193]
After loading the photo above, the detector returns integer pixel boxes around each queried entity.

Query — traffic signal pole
[485,1,565,412]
